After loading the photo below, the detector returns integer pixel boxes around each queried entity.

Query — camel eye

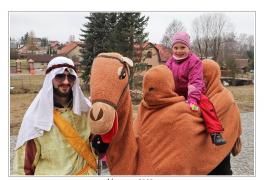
[117,67,126,79]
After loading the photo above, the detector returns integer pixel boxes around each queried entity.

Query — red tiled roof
[57,42,78,55]
[18,45,43,54]
[27,54,60,63]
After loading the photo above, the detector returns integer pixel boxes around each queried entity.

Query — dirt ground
[226,85,254,112]
[10,85,254,136]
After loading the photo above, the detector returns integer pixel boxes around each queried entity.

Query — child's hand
[187,100,199,111]
[189,103,199,111]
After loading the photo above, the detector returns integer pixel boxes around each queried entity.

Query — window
[146,51,152,58]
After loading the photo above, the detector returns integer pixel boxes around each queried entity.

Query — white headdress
[15,56,91,149]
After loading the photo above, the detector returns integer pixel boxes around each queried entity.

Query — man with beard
[13,56,97,175]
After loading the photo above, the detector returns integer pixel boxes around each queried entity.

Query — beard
[53,86,73,97]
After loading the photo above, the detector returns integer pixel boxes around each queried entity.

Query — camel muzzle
[88,102,116,134]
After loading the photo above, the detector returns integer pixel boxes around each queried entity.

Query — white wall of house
[142,47,160,67]
[67,46,83,62]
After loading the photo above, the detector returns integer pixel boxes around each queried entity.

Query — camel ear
[121,57,133,67]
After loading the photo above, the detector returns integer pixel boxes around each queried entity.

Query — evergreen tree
[115,13,149,58]
[20,32,29,45]
[80,12,149,84]
[80,13,117,82]
[114,13,149,88]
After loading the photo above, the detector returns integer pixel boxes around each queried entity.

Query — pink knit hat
[172,32,190,48]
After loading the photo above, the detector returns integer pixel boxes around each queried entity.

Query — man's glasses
[54,74,76,83]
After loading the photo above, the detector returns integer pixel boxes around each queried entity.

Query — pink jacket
[166,52,205,104]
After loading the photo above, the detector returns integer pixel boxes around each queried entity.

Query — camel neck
[106,89,138,175]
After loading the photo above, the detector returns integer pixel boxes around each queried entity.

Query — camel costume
[88,53,241,175]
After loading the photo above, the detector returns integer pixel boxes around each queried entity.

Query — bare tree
[236,33,254,56]
[27,31,38,54]
[192,20,203,58]
[247,35,254,49]
[218,32,237,62]
[247,35,254,70]
[192,15,212,59]
[236,33,254,70]
[161,19,186,48]
[191,13,233,60]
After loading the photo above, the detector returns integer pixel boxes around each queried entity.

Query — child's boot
[210,133,226,145]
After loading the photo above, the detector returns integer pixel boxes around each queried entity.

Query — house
[34,38,42,47]
[234,59,249,73]
[154,44,172,63]
[132,42,172,75]
[26,54,60,74]
[48,41,61,53]
[57,42,83,62]
[17,45,47,57]
[26,54,81,74]
[134,42,172,66]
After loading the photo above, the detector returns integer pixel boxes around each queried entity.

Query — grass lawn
[226,85,254,112]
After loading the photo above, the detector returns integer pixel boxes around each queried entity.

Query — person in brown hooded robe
[202,59,242,174]
[133,64,241,174]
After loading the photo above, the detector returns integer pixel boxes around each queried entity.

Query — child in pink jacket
[166,32,226,145]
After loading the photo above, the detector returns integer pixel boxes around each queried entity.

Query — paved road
[231,112,255,176]
[9,112,254,176]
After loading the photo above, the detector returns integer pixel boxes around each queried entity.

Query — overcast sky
[9,11,255,44]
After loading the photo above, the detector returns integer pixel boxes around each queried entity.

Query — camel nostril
[90,108,96,121]
[90,108,104,121]
[96,108,104,121]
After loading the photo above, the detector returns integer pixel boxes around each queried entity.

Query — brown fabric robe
[202,59,242,156]
[135,63,241,174]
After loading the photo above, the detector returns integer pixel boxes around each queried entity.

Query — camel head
[88,52,133,143]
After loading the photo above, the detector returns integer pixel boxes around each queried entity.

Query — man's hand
[91,135,109,155]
